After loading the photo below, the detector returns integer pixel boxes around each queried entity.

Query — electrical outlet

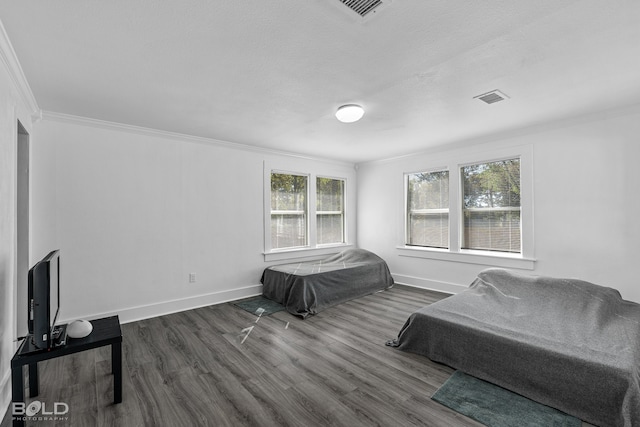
[189,273,196,283]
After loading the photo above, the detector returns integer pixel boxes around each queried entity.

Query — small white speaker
[66,319,93,338]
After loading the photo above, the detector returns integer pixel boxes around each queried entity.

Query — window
[316,177,345,245]
[406,170,449,248]
[265,165,352,259]
[461,159,521,253]
[400,146,533,268]
[270,173,308,249]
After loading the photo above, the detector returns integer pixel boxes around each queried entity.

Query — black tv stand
[10,316,122,427]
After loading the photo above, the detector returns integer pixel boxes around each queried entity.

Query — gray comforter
[388,268,640,427]
[261,248,394,318]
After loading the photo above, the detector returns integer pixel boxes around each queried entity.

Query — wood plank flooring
[1,285,590,426]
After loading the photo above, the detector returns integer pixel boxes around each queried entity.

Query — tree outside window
[270,173,308,249]
[317,177,345,245]
[461,158,521,253]
[406,170,449,248]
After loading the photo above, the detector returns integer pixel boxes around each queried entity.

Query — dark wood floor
[2,285,591,426]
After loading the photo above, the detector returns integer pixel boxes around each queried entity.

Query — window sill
[264,244,354,263]
[397,246,535,270]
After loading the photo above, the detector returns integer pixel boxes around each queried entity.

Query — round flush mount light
[335,104,365,123]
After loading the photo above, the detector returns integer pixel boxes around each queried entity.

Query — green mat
[232,296,285,316]
[432,371,581,427]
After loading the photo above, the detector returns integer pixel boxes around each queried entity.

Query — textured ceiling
[1,1,639,163]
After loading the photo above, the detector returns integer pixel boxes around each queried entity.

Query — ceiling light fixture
[335,104,365,123]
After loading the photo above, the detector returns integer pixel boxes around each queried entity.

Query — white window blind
[317,177,345,245]
[461,158,521,253]
[406,170,449,248]
[270,173,308,249]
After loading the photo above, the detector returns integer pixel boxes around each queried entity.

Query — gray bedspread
[388,268,640,427]
[261,248,394,318]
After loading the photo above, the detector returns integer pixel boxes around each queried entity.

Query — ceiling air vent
[337,0,390,20]
[474,90,510,104]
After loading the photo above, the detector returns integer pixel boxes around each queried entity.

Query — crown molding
[0,19,39,115]
[40,110,355,168]
[357,101,640,168]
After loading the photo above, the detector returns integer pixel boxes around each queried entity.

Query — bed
[260,248,394,318]
[387,268,640,427]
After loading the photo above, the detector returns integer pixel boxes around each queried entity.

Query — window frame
[269,171,310,250]
[405,167,450,249]
[316,175,347,246]
[398,145,535,270]
[264,160,355,262]
[460,158,522,254]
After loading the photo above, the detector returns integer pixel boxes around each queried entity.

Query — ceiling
[1,1,639,163]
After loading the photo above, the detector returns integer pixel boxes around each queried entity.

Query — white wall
[31,116,357,324]
[0,22,38,422]
[357,105,640,303]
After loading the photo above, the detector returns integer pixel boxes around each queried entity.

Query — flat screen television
[28,249,62,349]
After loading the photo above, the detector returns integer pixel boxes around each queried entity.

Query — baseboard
[61,284,263,325]
[392,273,467,295]
[0,368,10,424]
